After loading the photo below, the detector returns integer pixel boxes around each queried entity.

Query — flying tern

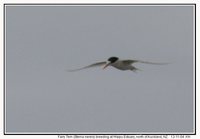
[67,56,167,72]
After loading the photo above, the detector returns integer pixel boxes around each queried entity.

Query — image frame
[3,3,196,135]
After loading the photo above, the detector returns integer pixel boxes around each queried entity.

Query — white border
[3,4,196,6]
[3,2,196,136]
[0,1,198,138]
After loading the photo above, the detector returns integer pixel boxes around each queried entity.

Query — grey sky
[5,5,194,133]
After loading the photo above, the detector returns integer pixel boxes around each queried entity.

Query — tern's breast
[111,61,131,70]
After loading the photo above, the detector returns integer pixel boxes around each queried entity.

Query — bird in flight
[67,56,167,72]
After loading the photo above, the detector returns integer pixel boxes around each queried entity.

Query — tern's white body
[110,60,137,71]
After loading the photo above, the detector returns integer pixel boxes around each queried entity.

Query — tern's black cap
[108,57,119,63]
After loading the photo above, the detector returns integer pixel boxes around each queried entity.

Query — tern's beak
[103,62,111,69]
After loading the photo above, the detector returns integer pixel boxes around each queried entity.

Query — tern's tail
[130,66,141,72]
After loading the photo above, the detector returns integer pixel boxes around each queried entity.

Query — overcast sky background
[5,5,194,133]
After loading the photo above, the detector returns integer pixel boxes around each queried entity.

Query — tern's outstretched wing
[123,60,168,65]
[67,61,106,72]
